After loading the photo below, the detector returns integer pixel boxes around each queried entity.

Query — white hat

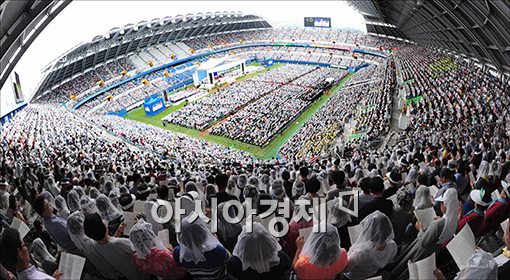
[470,189,488,207]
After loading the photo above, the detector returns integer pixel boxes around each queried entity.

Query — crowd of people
[210,67,340,147]
[398,47,510,141]
[1,97,510,279]
[165,64,313,131]
[279,61,394,161]
[40,27,393,111]
[3,25,510,280]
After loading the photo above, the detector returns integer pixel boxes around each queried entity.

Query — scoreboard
[304,17,331,28]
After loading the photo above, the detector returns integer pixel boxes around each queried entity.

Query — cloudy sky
[1,1,364,113]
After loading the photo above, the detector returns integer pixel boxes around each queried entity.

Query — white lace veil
[437,188,459,244]
[129,219,166,259]
[300,223,341,267]
[217,202,242,241]
[31,238,57,263]
[67,190,80,213]
[232,222,281,273]
[349,211,395,268]
[177,217,221,264]
[413,185,434,209]
[327,199,351,228]
[54,195,70,219]
[66,211,92,252]
[96,194,122,222]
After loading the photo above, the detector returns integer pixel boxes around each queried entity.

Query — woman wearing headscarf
[89,187,101,199]
[217,202,242,252]
[391,187,415,244]
[67,189,80,213]
[228,222,291,280]
[130,220,187,280]
[413,185,434,210]
[67,211,111,279]
[327,198,352,250]
[54,195,70,219]
[242,184,260,210]
[291,180,305,202]
[79,196,98,215]
[343,211,397,280]
[96,194,123,235]
[390,188,459,279]
[144,200,164,234]
[402,185,435,244]
[31,238,58,275]
[173,218,228,280]
[226,178,240,199]
[293,223,348,279]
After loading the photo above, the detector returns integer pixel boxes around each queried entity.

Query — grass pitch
[125,66,353,159]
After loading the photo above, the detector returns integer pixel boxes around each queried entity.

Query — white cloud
[1,1,364,113]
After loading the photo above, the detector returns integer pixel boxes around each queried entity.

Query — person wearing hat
[383,170,402,199]
[457,189,491,237]
[478,181,510,235]
[119,193,137,212]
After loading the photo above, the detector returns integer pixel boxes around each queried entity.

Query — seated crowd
[1,91,510,280]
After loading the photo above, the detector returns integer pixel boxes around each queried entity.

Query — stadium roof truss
[33,12,271,100]
[349,0,510,78]
[0,0,71,90]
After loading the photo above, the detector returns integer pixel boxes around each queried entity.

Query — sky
[0,0,365,114]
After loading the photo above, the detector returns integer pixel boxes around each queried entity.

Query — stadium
[0,1,509,279]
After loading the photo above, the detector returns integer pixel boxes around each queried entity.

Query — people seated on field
[228,222,291,280]
[343,211,397,280]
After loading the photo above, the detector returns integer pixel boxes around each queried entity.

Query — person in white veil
[67,189,80,213]
[31,238,58,275]
[143,200,163,234]
[327,198,353,249]
[391,188,459,279]
[89,187,101,199]
[67,211,92,253]
[228,222,291,279]
[54,195,70,219]
[96,194,123,235]
[293,223,348,279]
[343,211,397,280]
[433,251,498,280]
[173,217,228,280]
[79,196,98,215]
[130,220,187,280]
[216,202,243,252]
[291,180,305,202]
[413,185,434,210]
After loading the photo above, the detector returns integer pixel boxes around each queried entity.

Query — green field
[125,67,354,159]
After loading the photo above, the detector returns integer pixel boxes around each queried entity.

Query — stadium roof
[349,0,510,77]
[32,12,271,100]
[0,0,71,90]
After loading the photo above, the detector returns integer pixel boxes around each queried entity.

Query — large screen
[304,17,331,28]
